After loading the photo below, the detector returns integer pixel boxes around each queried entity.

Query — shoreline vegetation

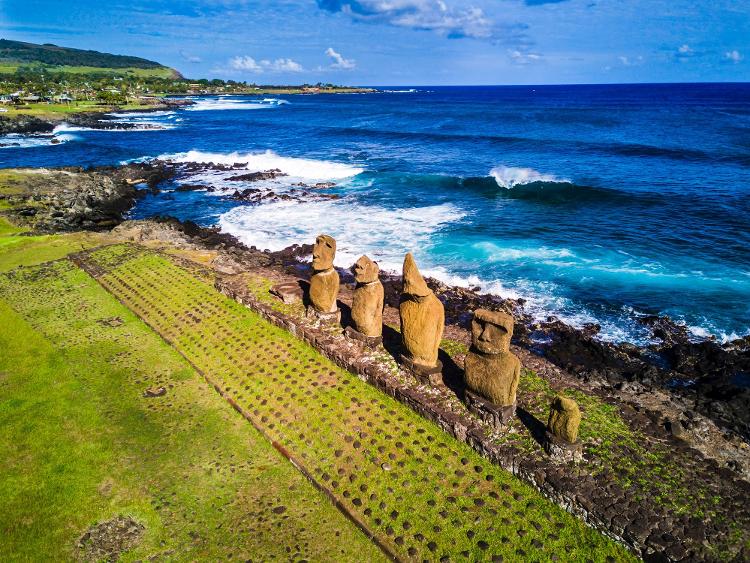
[0,164,749,560]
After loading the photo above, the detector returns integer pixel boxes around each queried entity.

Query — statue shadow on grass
[516,406,548,447]
[379,324,466,398]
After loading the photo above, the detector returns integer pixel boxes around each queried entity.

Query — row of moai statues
[305,234,581,460]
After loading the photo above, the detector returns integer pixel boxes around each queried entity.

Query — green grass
[1,100,161,119]
[0,217,108,272]
[80,243,635,562]
[0,63,176,78]
[0,259,385,562]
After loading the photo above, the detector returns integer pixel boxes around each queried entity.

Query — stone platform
[305,306,341,324]
[544,431,584,464]
[465,391,516,428]
[343,325,382,347]
[399,354,443,386]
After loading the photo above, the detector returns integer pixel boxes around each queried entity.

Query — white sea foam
[219,199,465,271]
[53,122,174,133]
[0,133,74,149]
[157,150,364,181]
[490,165,569,188]
[473,241,575,262]
[185,97,285,111]
[107,110,177,119]
[686,323,746,344]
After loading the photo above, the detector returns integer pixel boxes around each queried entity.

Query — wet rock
[0,115,54,134]
[226,169,287,182]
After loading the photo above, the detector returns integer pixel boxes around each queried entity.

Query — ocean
[2,84,749,345]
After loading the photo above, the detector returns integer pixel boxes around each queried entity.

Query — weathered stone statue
[307,234,340,322]
[545,395,583,462]
[399,253,444,384]
[345,255,384,346]
[463,309,521,427]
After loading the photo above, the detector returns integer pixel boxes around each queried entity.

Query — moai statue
[345,255,384,346]
[463,309,521,427]
[399,253,445,384]
[307,234,340,323]
[544,395,583,463]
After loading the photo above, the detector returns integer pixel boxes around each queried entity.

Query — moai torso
[399,253,444,368]
[351,256,384,337]
[309,268,340,313]
[464,309,521,407]
[309,234,339,314]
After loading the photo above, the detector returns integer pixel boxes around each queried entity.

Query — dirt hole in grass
[97,317,125,328]
[76,516,145,562]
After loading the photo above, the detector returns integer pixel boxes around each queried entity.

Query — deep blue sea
[2,84,749,344]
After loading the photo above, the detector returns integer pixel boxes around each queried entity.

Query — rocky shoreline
[131,160,750,447]
[2,162,748,465]
[0,99,193,135]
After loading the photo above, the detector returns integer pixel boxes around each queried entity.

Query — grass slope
[0,39,174,73]
[0,257,384,561]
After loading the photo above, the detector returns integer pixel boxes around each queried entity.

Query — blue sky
[0,0,748,85]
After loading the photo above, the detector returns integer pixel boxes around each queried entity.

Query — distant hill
[0,39,181,78]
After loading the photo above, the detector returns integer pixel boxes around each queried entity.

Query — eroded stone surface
[464,309,521,407]
[350,256,384,338]
[547,395,581,443]
[308,235,339,314]
[399,253,444,371]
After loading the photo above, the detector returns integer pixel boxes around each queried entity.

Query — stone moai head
[312,234,336,271]
[352,255,379,284]
[402,253,431,297]
[472,309,513,355]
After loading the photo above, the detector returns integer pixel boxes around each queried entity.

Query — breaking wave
[219,199,464,271]
[156,150,364,181]
[0,132,75,149]
[185,97,288,111]
[490,165,570,188]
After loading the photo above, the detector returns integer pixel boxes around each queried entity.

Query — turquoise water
[2,84,749,344]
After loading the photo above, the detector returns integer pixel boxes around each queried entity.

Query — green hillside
[0,39,180,78]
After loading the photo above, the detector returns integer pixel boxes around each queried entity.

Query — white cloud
[325,47,356,69]
[317,0,495,39]
[509,49,542,65]
[179,50,202,63]
[725,50,743,63]
[229,56,304,73]
[618,55,643,66]
[678,44,692,55]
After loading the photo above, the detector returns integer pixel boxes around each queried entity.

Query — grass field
[0,100,162,120]
[0,248,384,561]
